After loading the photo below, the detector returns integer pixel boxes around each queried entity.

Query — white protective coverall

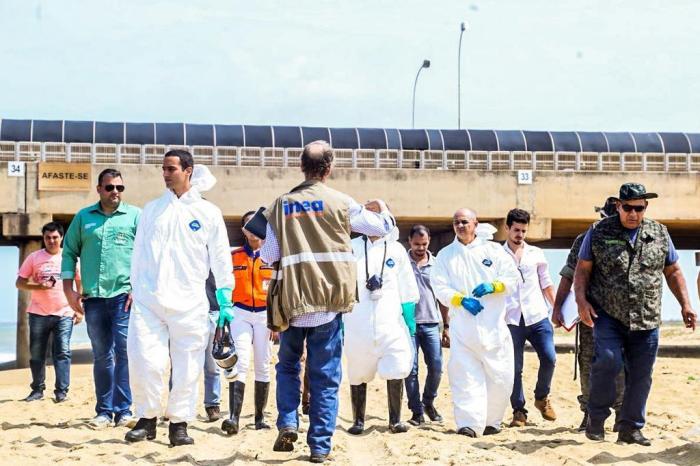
[128,165,234,423]
[431,236,520,434]
[343,233,419,385]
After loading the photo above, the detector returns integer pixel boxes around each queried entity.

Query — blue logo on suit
[189,220,202,231]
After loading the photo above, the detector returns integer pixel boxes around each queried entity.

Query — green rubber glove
[401,302,417,337]
[215,287,234,326]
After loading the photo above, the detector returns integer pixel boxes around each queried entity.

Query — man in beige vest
[261,140,395,464]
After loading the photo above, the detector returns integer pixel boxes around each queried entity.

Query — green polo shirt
[61,201,141,299]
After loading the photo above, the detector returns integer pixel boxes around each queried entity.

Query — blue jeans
[276,314,343,455]
[203,316,221,407]
[508,316,557,412]
[28,313,73,395]
[84,293,132,421]
[404,322,442,415]
[588,310,659,431]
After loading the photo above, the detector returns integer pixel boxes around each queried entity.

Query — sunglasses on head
[453,219,471,226]
[105,184,125,193]
[620,204,645,213]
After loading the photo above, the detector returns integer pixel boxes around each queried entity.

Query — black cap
[597,197,618,218]
[615,183,658,201]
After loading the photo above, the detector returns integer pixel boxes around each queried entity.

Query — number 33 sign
[517,170,533,185]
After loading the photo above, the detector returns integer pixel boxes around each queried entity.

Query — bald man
[431,208,520,437]
[261,140,395,463]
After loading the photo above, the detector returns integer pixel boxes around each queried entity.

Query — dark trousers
[276,315,343,455]
[28,313,73,395]
[508,316,557,411]
[588,310,659,431]
[404,323,442,415]
[83,293,132,421]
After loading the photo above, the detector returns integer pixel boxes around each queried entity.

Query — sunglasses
[453,220,472,226]
[104,184,125,193]
[620,204,645,213]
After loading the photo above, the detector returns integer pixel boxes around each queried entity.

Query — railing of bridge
[1,141,699,172]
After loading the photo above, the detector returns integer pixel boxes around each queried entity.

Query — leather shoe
[309,452,328,463]
[23,390,43,402]
[407,413,424,426]
[389,421,409,434]
[585,419,605,441]
[273,427,298,452]
[618,429,651,446]
[483,425,501,436]
[125,417,157,442]
[457,426,477,437]
[168,422,194,446]
[424,404,443,422]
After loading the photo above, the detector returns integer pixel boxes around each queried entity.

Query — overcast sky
[1,1,699,324]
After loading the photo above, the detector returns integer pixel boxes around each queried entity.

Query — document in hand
[243,207,268,240]
[561,290,580,331]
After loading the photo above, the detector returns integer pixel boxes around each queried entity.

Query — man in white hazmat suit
[431,208,520,437]
[125,150,234,446]
[344,227,419,435]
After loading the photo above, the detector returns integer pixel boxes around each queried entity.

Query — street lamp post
[457,21,467,129]
[411,59,431,129]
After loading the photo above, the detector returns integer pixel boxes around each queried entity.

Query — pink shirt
[18,249,79,317]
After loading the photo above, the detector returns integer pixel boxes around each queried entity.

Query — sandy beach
[1,327,699,466]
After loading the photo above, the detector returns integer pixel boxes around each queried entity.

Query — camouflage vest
[265,179,357,331]
[587,216,668,330]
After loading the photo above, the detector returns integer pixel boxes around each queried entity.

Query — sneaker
[534,396,557,421]
[407,412,425,426]
[23,390,44,402]
[88,414,113,429]
[54,392,67,403]
[205,406,221,422]
[115,415,138,428]
[509,410,527,427]
[310,452,329,463]
[424,404,443,422]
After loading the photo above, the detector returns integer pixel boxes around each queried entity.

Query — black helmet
[211,323,238,370]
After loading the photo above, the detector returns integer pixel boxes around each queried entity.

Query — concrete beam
[2,213,53,239]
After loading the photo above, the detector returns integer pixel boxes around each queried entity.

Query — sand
[1,336,700,465]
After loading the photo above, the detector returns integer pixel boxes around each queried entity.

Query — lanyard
[363,236,387,282]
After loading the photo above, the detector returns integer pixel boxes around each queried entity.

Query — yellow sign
[38,163,92,191]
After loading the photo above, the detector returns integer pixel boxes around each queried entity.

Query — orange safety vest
[231,245,273,312]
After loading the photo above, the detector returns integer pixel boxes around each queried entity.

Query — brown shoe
[205,405,221,422]
[509,410,527,427]
[534,396,557,421]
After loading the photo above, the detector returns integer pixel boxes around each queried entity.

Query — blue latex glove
[461,297,484,316]
[215,287,234,326]
[401,302,417,336]
[472,280,504,298]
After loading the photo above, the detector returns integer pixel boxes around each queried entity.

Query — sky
[1,0,700,324]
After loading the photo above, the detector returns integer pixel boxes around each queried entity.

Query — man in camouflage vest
[552,197,624,432]
[574,183,696,446]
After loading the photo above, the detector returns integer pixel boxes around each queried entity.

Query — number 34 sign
[8,161,25,177]
[517,170,533,185]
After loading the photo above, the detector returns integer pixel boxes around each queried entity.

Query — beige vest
[266,179,357,331]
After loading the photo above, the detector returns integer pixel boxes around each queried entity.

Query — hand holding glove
[472,280,505,298]
[461,297,484,316]
[216,287,234,326]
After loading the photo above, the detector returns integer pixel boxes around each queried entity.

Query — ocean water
[0,321,91,364]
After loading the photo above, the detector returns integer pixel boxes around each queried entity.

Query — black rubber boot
[222,381,245,435]
[168,421,194,446]
[254,381,271,430]
[387,379,408,433]
[125,417,157,442]
[348,383,367,435]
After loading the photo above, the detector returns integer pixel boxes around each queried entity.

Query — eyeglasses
[453,220,472,226]
[105,184,125,193]
[620,204,645,213]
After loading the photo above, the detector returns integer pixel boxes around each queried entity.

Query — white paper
[561,290,580,331]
